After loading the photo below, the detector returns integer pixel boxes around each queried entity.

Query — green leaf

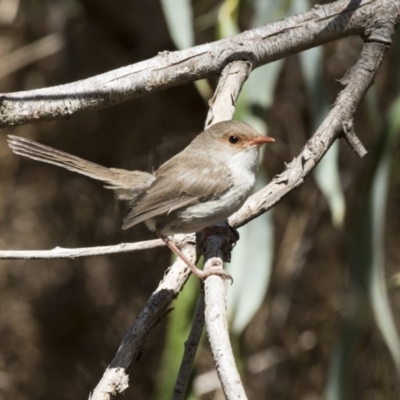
[325,97,400,400]
[314,142,345,227]
[160,0,194,49]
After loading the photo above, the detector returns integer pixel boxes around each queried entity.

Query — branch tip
[342,119,368,158]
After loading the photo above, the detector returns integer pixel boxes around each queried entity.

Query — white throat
[169,146,259,233]
[226,146,259,199]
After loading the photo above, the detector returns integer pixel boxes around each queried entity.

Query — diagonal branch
[0,0,396,127]
[204,60,251,128]
[229,36,396,228]
[0,239,163,259]
[89,234,196,400]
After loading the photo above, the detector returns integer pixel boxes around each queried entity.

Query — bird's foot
[157,233,232,283]
[194,257,233,283]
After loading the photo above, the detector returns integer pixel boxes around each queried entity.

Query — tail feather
[8,135,154,201]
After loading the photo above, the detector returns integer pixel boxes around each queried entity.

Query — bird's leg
[157,233,231,281]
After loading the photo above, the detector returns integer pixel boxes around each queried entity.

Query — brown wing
[122,150,232,230]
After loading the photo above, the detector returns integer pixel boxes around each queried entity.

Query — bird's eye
[229,136,239,144]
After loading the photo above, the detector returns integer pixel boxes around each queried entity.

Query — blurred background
[0,0,399,399]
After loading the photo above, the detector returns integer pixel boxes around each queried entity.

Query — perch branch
[204,267,245,399]
[0,239,163,259]
[202,234,246,399]
[0,0,395,127]
[89,234,197,400]
[342,118,368,158]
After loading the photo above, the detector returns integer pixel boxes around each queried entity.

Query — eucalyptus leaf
[299,35,346,227]
[325,97,400,399]
[160,0,194,49]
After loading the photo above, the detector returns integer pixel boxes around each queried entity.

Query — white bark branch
[0,0,395,127]
[205,60,251,128]
[0,239,163,259]
[198,223,247,398]
[204,269,245,400]
[203,255,246,399]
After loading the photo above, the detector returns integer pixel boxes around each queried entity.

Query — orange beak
[249,136,275,146]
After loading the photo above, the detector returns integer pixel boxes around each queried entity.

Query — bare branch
[204,256,246,399]
[0,239,163,260]
[1,0,396,127]
[90,234,196,400]
[205,60,251,128]
[187,222,246,399]
[342,119,368,158]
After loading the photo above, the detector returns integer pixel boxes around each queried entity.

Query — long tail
[8,135,154,201]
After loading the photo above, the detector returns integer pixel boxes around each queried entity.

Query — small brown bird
[8,120,274,279]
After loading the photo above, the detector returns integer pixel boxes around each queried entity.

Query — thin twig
[342,119,368,158]
[89,234,197,400]
[0,239,163,260]
[204,60,251,128]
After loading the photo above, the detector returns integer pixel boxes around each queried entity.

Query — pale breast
[157,147,259,235]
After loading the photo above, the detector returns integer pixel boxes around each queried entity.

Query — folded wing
[122,148,232,229]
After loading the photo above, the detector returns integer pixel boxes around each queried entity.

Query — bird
[8,120,274,280]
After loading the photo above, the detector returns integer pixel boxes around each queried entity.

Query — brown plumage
[8,120,274,279]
